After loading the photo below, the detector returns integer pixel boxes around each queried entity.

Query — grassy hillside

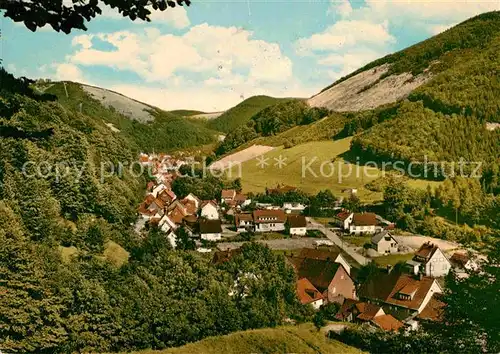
[136,324,362,354]
[207,95,293,133]
[45,82,219,153]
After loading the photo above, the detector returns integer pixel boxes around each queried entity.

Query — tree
[1,0,191,34]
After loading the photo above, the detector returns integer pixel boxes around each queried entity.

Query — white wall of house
[283,202,306,212]
[290,227,307,236]
[311,298,324,310]
[350,224,377,234]
[237,220,253,233]
[425,248,451,277]
[417,281,443,313]
[166,232,177,249]
[151,184,166,198]
[335,254,351,275]
[343,213,354,230]
[201,232,222,241]
[374,237,398,254]
[255,222,285,232]
[184,193,199,208]
[201,203,219,220]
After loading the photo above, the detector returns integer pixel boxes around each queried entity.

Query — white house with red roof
[200,200,219,220]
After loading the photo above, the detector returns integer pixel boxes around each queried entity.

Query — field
[227,137,444,202]
[133,323,362,354]
[229,137,383,202]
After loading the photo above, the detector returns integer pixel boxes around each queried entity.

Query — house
[283,202,307,214]
[235,213,254,233]
[253,209,286,232]
[355,302,386,322]
[359,270,443,316]
[349,213,379,234]
[286,215,307,236]
[200,200,219,220]
[234,193,251,207]
[165,231,177,249]
[412,242,451,277]
[158,214,177,233]
[199,219,223,241]
[181,198,198,215]
[221,189,237,204]
[288,253,356,304]
[371,231,398,254]
[335,211,354,230]
[146,181,155,192]
[334,299,403,332]
[158,189,177,204]
[450,252,478,271]
[151,183,167,198]
[294,248,352,275]
[184,193,201,209]
[296,278,324,310]
[167,200,188,224]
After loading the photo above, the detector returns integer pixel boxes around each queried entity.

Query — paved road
[306,217,370,266]
[217,237,331,251]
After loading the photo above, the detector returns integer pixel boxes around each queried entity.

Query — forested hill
[309,11,500,115]
[43,82,220,153]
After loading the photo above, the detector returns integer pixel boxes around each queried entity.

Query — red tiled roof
[235,213,253,225]
[221,189,236,199]
[359,272,439,311]
[297,248,341,262]
[234,193,247,202]
[356,302,383,321]
[371,314,404,331]
[417,294,446,322]
[201,200,218,208]
[144,194,155,205]
[296,278,323,305]
[182,199,197,215]
[253,209,286,223]
[335,299,359,321]
[336,211,352,221]
[289,257,342,291]
[352,213,377,226]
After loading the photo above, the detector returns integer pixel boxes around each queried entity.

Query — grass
[373,253,414,266]
[59,246,78,263]
[229,137,384,202]
[344,235,372,247]
[102,240,130,267]
[133,323,362,354]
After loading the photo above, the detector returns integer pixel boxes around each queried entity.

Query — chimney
[386,265,393,274]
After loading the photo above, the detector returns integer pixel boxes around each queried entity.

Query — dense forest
[0,70,309,352]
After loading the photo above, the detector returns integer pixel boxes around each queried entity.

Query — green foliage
[46,82,218,153]
[208,96,291,133]
[216,100,331,155]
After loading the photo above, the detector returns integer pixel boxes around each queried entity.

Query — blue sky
[1,0,498,111]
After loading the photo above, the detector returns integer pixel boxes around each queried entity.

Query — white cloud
[295,20,395,56]
[99,3,190,29]
[53,63,85,82]
[69,24,293,84]
[430,23,454,35]
[328,0,353,18]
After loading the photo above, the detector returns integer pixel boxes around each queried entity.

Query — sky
[1,0,499,112]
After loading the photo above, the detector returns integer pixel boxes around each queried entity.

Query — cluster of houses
[335,211,395,235]
[234,210,308,236]
[212,241,477,332]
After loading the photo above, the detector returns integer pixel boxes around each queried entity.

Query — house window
[341,274,344,280]
[332,287,336,293]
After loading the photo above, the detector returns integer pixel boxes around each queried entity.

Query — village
[136,152,482,334]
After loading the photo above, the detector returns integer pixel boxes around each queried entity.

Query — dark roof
[352,213,377,226]
[413,242,439,262]
[297,248,341,262]
[287,215,307,228]
[235,213,253,224]
[335,299,359,320]
[450,252,469,267]
[371,230,397,244]
[199,219,222,234]
[356,302,383,321]
[294,258,341,291]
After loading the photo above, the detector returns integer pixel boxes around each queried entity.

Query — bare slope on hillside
[81,84,156,123]
[211,145,275,170]
[308,64,431,112]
